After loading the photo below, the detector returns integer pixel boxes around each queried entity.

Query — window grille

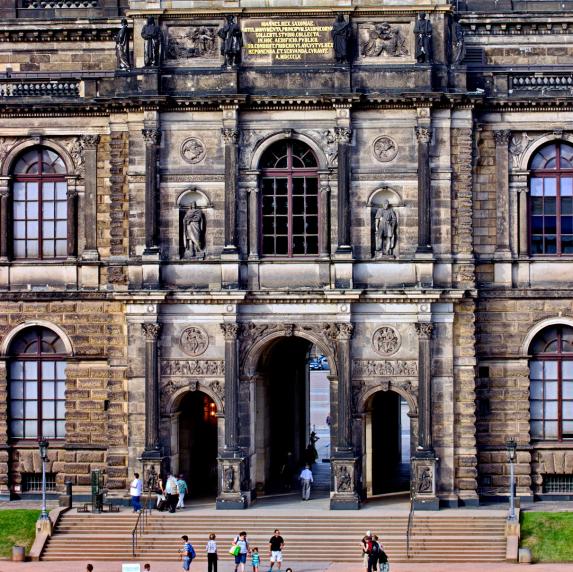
[543,474,573,493]
[21,472,56,493]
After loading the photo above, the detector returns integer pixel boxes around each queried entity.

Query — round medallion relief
[180,326,209,357]
[372,136,398,163]
[372,326,401,357]
[181,137,206,164]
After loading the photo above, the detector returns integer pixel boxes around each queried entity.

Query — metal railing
[406,486,415,559]
[131,492,152,558]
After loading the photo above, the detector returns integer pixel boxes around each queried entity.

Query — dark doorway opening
[178,391,218,497]
[369,391,411,495]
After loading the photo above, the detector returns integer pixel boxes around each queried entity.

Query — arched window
[8,327,67,440]
[530,142,573,255]
[12,147,68,259]
[260,140,319,257]
[530,324,573,440]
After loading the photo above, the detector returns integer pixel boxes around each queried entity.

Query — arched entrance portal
[365,391,411,496]
[177,391,218,498]
[253,336,331,495]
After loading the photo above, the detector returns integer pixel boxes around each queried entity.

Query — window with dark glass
[8,327,67,440]
[530,325,573,441]
[260,140,319,257]
[530,142,573,255]
[12,147,68,259]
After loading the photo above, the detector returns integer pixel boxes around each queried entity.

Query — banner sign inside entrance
[122,565,141,572]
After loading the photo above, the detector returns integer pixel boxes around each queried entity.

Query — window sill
[8,439,65,448]
[531,441,573,448]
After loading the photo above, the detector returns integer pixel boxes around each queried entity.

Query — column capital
[493,129,511,146]
[334,127,352,144]
[334,322,354,340]
[0,187,8,198]
[80,135,100,150]
[142,322,161,340]
[415,126,432,144]
[142,128,161,146]
[66,188,79,199]
[220,322,239,340]
[415,322,434,339]
[221,128,240,145]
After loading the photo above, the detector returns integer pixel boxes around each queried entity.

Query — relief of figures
[166,26,217,60]
[361,22,408,58]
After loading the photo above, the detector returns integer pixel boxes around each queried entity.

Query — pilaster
[141,322,162,461]
[415,111,433,255]
[81,135,100,261]
[493,129,512,286]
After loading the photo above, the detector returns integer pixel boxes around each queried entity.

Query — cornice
[0,26,117,43]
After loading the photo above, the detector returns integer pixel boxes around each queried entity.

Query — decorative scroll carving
[415,127,432,145]
[160,360,225,376]
[221,128,240,145]
[415,322,433,339]
[180,326,209,357]
[142,128,161,146]
[334,127,352,145]
[0,137,16,167]
[360,22,408,58]
[353,360,418,377]
[220,323,239,340]
[62,137,85,176]
[508,131,532,168]
[166,26,217,60]
[493,129,511,146]
[181,137,206,164]
[372,326,401,356]
[373,135,398,163]
[142,323,161,340]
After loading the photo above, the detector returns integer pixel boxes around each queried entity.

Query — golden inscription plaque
[242,19,334,64]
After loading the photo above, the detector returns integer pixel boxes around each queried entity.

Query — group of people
[179,528,290,572]
[361,531,390,572]
[129,472,189,514]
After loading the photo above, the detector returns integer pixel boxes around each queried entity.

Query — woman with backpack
[232,530,249,572]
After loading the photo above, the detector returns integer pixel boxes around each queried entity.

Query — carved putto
[372,326,401,357]
[166,26,217,60]
[181,137,206,164]
[361,22,408,58]
[180,326,209,357]
[373,136,398,163]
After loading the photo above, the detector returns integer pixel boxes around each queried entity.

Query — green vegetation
[521,512,573,562]
[0,509,41,558]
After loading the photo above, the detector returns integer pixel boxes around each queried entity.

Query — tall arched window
[8,327,67,440]
[530,324,573,441]
[12,147,68,259]
[530,142,573,255]
[260,140,319,256]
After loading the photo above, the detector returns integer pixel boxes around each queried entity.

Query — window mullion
[288,173,293,257]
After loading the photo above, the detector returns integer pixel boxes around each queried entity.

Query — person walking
[361,531,372,572]
[206,532,218,572]
[165,473,179,513]
[180,535,196,571]
[377,539,389,572]
[129,472,143,512]
[176,474,189,509]
[368,534,380,572]
[299,464,313,501]
[268,529,285,571]
[251,546,260,572]
[232,531,249,572]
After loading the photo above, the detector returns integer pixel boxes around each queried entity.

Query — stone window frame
[0,140,79,262]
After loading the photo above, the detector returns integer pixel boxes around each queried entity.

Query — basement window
[21,472,56,493]
[543,475,573,494]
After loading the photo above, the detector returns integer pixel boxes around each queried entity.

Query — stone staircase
[42,508,508,563]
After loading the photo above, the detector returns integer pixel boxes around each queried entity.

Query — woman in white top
[206,533,217,572]
[232,531,249,572]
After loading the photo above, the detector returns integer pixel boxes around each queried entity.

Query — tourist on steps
[206,532,218,572]
[299,464,313,500]
[130,472,143,512]
[251,546,260,572]
[177,474,188,509]
[180,535,196,571]
[232,530,249,572]
[268,528,285,571]
[361,531,373,572]
[165,473,179,513]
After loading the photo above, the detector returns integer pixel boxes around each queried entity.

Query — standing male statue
[183,202,205,259]
[414,13,433,64]
[218,15,243,68]
[375,199,397,256]
[331,14,352,64]
[115,18,130,70]
[452,19,465,65]
[141,16,162,67]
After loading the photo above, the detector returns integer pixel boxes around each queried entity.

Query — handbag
[229,545,240,557]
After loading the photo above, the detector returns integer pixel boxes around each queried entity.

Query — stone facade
[0,0,572,507]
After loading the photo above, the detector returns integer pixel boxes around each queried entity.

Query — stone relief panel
[353,359,418,377]
[372,135,398,163]
[372,326,401,356]
[180,137,207,165]
[166,26,218,60]
[160,359,225,376]
[179,326,209,357]
[357,21,414,63]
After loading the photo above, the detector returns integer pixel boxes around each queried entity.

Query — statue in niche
[361,22,408,58]
[218,15,243,68]
[331,14,352,64]
[452,20,465,65]
[183,202,205,259]
[141,16,162,67]
[115,18,131,70]
[414,13,433,64]
[375,199,398,257]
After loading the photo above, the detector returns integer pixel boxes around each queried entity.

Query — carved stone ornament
[322,129,339,165]
[372,326,401,357]
[160,360,225,376]
[166,26,217,60]
[415,127,432,145]
[220,323,239,340]
[493,129,511,146]
[223,465,235,492]
[334,127,352,145]
[360,22,408,58]
[415,322,433,339]
[353,360,418,377]
[335,465,353,492]
[180,326,209,357]
[142,323,161,340]
[221,128,240,145]
[335,323,354,340]
[509,131,532,168]
[209,380,224,401]
[180,137,206,164]
[63,137,85,176]
[81,134,100,150]
[416,464,433,494]
[0,137,17,167]
[372,135,398,163]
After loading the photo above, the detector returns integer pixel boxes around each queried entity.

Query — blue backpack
[186,543,196,560]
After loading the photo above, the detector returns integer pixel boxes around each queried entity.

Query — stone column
[335,127,352,253]
[318,173,331,257]
[0,178,9,260]
[66,184,78,258]
[81,135,100,260]
[222,128,240,253]
[416,126,433,253]
[141,323,162,459]
[245,172,259,259]
[335,323,353,453]
[494,130,511,254]
[142,128,161,254]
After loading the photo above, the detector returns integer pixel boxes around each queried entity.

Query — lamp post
[38,437,49,521]
[506,437,517,521]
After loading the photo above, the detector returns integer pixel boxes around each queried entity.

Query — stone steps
[42,511,508,563]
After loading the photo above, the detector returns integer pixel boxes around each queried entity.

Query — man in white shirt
[165,473,179,513]
[299,465,313,501]
[130,472,143,512]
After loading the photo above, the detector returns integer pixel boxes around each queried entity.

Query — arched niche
[367,186,402,258]
[176,187,211,259]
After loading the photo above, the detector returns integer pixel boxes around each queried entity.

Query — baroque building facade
[0,0,571,508]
